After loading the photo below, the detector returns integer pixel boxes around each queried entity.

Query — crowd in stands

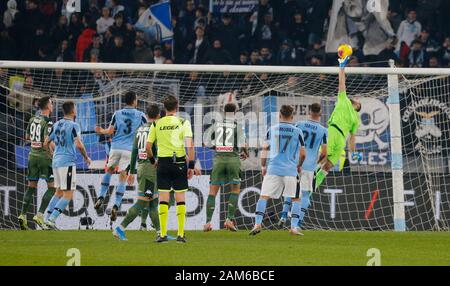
[0,0,449,68]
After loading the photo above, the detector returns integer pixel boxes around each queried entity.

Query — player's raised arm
[338,56,350,94]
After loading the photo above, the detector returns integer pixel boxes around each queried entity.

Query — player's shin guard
[38,187,56,215]
[227,192,239,220]
[206,195,216,223]
[298,191,311,228]
[140,205,149,224]
[121,200,146,228]
[291,201,301,229]
[114,182,126,207]
[255,199,267,225]
[48,198,70,222]
[176,202,186,237]
[20,186,36,215]
[281,197,292,219]
[98,172,112,198]
[149,198,160,231]
[158,201,169,237]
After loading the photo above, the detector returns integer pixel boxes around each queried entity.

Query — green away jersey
[26,115,53,159]
[211,119,246,157]
[129,122,157,174]
[327,91,360,138]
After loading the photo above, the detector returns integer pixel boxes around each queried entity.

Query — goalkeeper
[314,56,362,189]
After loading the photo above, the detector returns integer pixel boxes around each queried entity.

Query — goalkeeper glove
[338,56,350,69]
[351,152,363,162]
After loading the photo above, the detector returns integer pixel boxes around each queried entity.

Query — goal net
[0,62,449,231]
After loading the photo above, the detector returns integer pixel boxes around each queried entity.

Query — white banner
[37,175,220,230]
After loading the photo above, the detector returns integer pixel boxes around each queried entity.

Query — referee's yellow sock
[158,202,169,237]
[176,202,186,237]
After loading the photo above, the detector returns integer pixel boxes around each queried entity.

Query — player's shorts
[157,157,188,193]
[107,149,131,172]
[261,175,298,199]
[210,155,241,185]
[53,165,77,190]
[137,162,157,198]
[299,171,314,192]
[327,125,347,165]
[27,155,53,182]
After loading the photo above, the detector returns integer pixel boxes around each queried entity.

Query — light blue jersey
[296,119,327,172]
[49,118,81,168]
[110,107,147,151]
[266,122,304,177]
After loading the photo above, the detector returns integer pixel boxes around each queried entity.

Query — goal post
[0,60,449,231]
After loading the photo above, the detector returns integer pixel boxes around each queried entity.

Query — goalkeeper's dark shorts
[157,157,188,193]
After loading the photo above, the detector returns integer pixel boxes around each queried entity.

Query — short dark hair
[38,96,52,110]
[309,103,321,114]
[147,104,160,119]
[224,103,237,113]
[163,95,178,111]
[62,101,75,115]
[124,91,137,105]
[280,105,294,118]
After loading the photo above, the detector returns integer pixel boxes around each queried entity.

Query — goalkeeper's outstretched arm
[338,66,346,94]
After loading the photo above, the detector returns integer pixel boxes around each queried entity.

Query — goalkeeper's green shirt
[327,91,360,138]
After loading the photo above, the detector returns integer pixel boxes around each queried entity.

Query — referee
[146,95,200,243]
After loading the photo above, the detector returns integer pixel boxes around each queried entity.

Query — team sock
[315,169,328,189]
[46,195,61,220]
[280,197,292,220]
[158,202,169,237]
[121,199,146,228]
[20,186,36,215]
[206,195,216,223]
[176,202,186,237]
[149,198,160,231]
[98,172,112,198]
[38,187,56,214]
[298,191,311,228]
[227,192,239,220]
[140,205,149,225]
[291,201,301,229]
[114,181,126,207]
[255,199,267,225]
[48,197,70,222]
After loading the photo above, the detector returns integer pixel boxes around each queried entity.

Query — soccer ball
[337,44,353,59]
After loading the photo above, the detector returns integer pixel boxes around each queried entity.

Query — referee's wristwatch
[188,160,196,169]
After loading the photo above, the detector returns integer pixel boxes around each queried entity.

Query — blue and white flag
[135,1,173,43]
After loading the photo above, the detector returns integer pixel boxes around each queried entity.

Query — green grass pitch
[0,230,449,266]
